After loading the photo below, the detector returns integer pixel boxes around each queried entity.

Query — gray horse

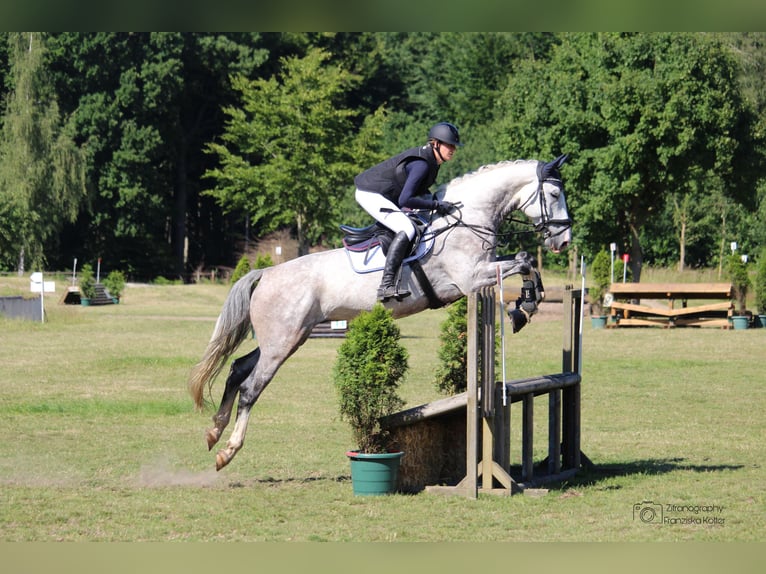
[189,155,572,470]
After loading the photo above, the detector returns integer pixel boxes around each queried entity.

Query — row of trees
[1,32,764,281]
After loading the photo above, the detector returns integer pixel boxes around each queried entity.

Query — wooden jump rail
[606,282,733,328]
[410,284,592,497]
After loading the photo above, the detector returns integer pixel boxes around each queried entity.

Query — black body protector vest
[354,144,440,205]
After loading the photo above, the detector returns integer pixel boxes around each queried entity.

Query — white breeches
[355,189,416,241]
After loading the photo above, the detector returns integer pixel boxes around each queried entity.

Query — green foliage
[0,33,85,270]
[333,303,407,453]
[103,270,126,299]
[78,263,96,299]
[254,253,273,269]
[494,32,762,277]
[589,249,611,315]
[755,248,766,314]
[0,32,762,282]
[204,47,387,256]
[433,297,468,395]
[727,253,751,314]
[230,255,251,284]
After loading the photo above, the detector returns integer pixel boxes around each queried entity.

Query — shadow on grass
[227,475,351,488]
[538,457,746,492]
[223,458,745,492]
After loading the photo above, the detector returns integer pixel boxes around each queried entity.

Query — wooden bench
[606,282,733,328]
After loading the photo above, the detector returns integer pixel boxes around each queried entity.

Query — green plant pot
[756,315,766,329]
[730,316,749,330]
[591,315,607,329]
[80,297,91,307]
[346,451,403,496]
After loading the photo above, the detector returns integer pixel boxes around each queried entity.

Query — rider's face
[434,141,456,164]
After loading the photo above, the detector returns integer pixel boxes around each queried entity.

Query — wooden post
[562,287,582,469]
[548,389,561,475]
[465,292,479,499]
[522,394,534,481]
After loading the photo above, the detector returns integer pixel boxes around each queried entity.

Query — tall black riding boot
[377,232,412,302]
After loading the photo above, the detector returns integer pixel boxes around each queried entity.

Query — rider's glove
[434,201,454,216]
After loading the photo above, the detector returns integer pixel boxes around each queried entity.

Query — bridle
[423,161,572,250]
[513,163,572,240]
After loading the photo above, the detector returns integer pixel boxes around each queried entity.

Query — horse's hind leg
[206,348,260,450]
[214,329,312,470]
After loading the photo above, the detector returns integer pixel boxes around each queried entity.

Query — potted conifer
[103,270,126,303]
[333,303,408,495]
[78,263,96,306]
[589,249,611,328]
[727,253,751,329]
[753,247,766,328]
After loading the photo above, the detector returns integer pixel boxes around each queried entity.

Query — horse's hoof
[206,428,220,450]
[215,450,230,471]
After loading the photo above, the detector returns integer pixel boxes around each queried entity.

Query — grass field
[0,271,764,543]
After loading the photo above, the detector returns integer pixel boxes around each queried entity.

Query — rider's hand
[434,201,454,216]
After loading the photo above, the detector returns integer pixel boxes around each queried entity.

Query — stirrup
[377,285,411,302]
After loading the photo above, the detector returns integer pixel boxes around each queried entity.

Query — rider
[354,122,462,302]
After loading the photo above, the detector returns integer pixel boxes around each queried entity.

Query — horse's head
[521,154,572,253]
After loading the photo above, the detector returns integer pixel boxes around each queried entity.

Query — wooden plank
[609,301,674,317]
[674,318,731,328]
[615,317,670,327]
[504,372,581,396]
[380,392,467,429]
[609,300,732,318]
[608,282,732,299]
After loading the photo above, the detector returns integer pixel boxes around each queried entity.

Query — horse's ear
[552,153,568,168]
[541,154,568,179]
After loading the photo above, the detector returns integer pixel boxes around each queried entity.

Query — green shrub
[727,253,751,315]
[433,295,503,395]
[78,264,96,299]
[230,255,251,284]
[433,297,468,395]
[254,253,274,269]
[333,303,407,453]
[103,270,126,300]
[755,248,766,315]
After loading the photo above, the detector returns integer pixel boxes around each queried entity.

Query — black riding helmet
[428,122,463,147]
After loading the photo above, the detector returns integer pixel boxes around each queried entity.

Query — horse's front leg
[505,266,544,333]
[473,251,544,333]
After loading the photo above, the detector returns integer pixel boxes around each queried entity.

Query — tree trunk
[296,213,309,257]
[629,222,643,283]
[678,217,686,273]
[172,135,188,280]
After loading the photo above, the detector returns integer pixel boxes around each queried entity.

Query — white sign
[30,281,55,293]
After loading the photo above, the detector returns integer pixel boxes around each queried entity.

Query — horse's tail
[188,269,264,410]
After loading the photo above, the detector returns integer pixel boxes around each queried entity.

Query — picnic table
[606,282,734,328]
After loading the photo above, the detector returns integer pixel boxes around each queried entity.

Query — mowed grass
[0,274,763,542]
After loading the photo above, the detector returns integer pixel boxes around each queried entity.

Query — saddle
[340,211,429,257]
[339,211,435,277]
